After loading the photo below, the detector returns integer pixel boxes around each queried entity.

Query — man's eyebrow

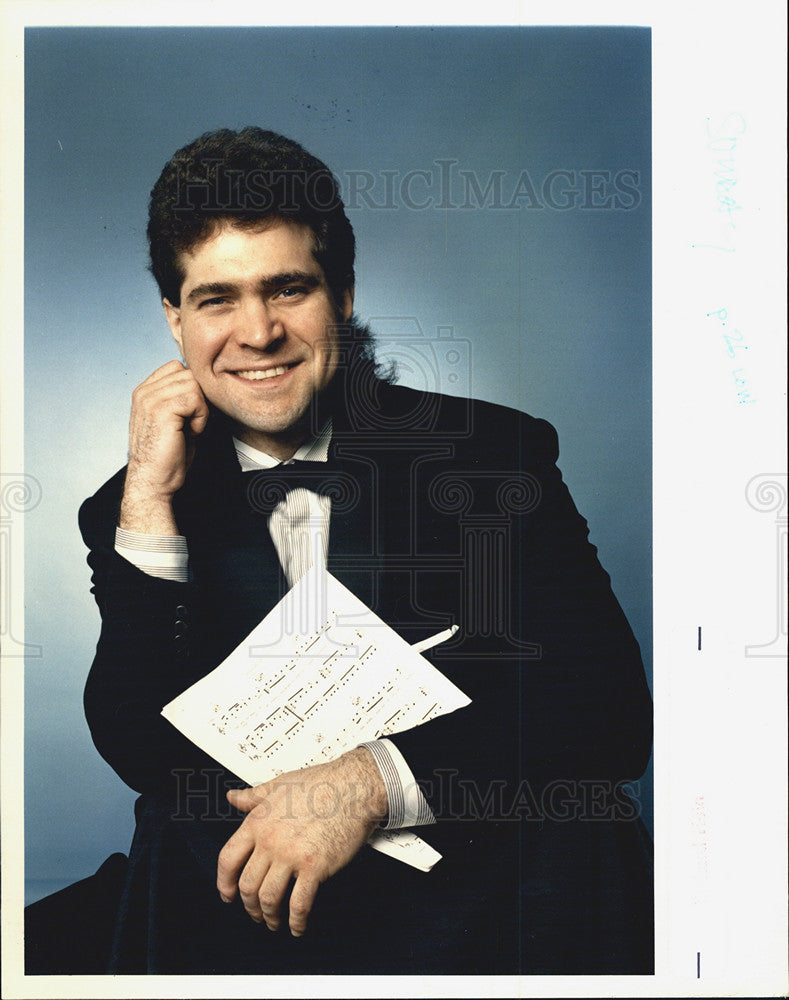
[185,281,239,304]
[184,271,322,305]
[263,270,322,291]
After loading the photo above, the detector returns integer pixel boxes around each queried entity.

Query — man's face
[164,218,352,457]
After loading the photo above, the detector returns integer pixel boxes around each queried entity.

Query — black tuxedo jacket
[79,381,653,974]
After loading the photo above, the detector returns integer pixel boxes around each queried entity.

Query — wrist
[120,475,179,535]
[343,747,388,826]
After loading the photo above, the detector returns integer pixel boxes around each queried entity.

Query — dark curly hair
[147,127,356,309]
[147,127,391,385]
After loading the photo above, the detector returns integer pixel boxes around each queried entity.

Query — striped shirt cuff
[115,527,190,583]
[361,738,436,829]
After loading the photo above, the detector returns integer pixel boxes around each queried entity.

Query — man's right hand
[120,361,209,535]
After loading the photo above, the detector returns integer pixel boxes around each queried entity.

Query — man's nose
[235,301,285,350]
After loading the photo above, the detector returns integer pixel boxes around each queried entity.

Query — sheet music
[161,566,469,870]
[369,829,443,872]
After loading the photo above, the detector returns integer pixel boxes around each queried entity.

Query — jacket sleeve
[79,475,238,795]
[386,414,653,813]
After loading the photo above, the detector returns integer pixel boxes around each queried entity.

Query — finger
[165,378,208,423]
[133,371,204,411]
[216,826,255,904]
[289,873,320,937]
[226,786,264,814]
[132,361,189,396]
[258,863,293,931]
[184,390,210,442]
[131,385,208,439]
[143,359,188,384]
[237,852,271,923]
[189,408,210,436]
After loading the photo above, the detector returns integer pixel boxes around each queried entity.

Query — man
[77,127,653,974]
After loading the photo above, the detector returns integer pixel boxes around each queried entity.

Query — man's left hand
[217,747,387,936]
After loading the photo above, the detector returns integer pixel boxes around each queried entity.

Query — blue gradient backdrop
[24,26,652,903]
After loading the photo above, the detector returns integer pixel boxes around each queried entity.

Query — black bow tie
[243,459,360,516]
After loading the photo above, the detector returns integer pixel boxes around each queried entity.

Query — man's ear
[163,299,183,354]
[340,287,354,323]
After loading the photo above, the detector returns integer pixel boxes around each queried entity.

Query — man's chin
[229,407,322,449]
[207,382,334,443]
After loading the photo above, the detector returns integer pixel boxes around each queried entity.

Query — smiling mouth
[233,364,297,381]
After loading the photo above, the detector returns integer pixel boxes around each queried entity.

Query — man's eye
[201,297,230,307]
[278,286,307,299]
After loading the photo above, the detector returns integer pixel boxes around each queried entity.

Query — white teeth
[236,366,288,381]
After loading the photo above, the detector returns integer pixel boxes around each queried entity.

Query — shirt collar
[233,418,332,471]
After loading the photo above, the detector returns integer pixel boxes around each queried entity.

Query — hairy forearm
[334,746,389,825]
[119,469,180,535]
